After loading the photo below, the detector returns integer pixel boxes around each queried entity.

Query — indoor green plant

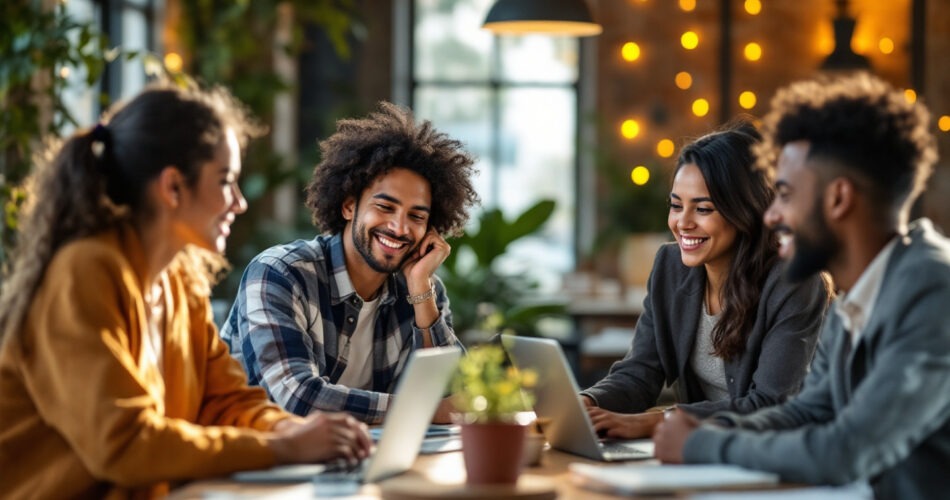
[1,1,109,279]
[439,199,566,341]
[450,343,536,484]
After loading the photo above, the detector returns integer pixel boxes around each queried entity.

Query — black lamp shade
[820,15,871,71]
[482,0,603,37]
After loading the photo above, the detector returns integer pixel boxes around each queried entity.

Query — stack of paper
[569,463,779,495]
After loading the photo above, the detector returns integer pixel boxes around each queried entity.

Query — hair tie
[90,123,111,158]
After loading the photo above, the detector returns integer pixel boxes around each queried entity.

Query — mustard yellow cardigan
[0,225,292,499]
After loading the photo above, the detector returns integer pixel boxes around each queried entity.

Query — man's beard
[351,211,416,274]
[784,195,838,283]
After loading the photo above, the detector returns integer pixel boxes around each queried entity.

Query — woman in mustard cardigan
[0,85,371,498]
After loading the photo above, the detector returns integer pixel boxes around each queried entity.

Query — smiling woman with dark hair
[580,121,830,439]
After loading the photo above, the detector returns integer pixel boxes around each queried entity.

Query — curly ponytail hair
[0,84,260,345]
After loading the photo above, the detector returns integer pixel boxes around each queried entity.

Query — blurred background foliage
[171,0,361,300]
[0,0,109,279]
[441,199,566,339]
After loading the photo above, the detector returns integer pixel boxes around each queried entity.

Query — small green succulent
[451,343,536,423]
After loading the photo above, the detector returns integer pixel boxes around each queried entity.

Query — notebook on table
[233,345,462,484]
[501,334,653,462]
[570,463,780,495]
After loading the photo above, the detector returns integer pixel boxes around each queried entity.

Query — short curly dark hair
[305,102,480,236]
[755,72,937,213]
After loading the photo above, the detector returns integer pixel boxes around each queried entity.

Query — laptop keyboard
[599,441,652,460]
[321,458,367,479]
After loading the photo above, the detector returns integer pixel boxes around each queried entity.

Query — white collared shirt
[834,236,899,346]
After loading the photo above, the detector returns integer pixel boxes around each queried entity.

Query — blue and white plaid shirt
[220,233,460,424]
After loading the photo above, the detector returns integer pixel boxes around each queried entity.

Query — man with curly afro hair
[653,72,950,499]
[221,102,479,424]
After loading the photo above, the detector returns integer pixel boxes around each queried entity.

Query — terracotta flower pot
[460,421,527,485]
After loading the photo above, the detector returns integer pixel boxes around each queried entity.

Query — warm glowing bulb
[675,71,693,90]
[879,37,895,55]
[631,166,651,185]
[938,116,950,132]
[681,31,699,50]
[59,66,71,79]
[657,139,675,158]
[621,119,640,140]
[621,42,641,62]
[744,0,762,15]
[679,0,696,12]
[744,42,762,61]
[164,52,184,73]
[692,98,710,117]
[739,91,757,110]
[904,89,917,104]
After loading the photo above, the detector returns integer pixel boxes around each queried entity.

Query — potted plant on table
[451,343,537,485]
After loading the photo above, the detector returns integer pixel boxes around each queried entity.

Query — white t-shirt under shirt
[336,296,381,390]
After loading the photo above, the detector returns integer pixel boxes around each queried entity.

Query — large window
[62,0,156,130]
[410,0,581,291]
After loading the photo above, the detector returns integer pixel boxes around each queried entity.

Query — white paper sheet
[569,463,779,494]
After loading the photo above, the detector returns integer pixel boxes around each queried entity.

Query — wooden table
[168,447,787,499]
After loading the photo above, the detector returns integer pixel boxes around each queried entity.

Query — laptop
[501,335,653,462]
[233,345,461,484]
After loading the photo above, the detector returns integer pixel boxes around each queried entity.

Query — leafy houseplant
[450,343,536,484]
[439,199,566,340]
[451,343,536,423]
[172,0,359,303]
[1,1,109,279]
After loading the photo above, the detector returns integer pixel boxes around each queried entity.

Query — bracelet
[406,285,435,305]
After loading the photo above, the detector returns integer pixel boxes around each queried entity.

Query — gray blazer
[582,243,828,418]
[685,219,950,499]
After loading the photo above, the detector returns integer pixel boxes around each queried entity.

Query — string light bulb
[739,91,757,110]
[631,166,651,185]
[744,0,762,15]
[621,119,640,139]
[621,42,641,62]
[879,37,894,55]
[938,115,950,132]
[692,98,710,117]
[675,71,693,90]
[744,42,762,61]
[681,31,699,50]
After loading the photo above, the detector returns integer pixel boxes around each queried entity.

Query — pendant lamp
[482,0,602,37]
[820,0,871,71]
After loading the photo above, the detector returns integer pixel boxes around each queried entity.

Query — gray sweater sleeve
[683,270,950,485]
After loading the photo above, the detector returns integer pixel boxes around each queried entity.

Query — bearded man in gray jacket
[653,73,950,500]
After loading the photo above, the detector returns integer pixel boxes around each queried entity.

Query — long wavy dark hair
[675,121,775,360]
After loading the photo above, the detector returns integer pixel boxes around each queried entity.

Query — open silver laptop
[501,335,653,462]
[233,345,461,484]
